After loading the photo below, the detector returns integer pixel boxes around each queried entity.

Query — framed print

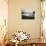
[21,9,35,19]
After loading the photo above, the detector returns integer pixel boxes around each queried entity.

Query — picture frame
[21,9,35,19]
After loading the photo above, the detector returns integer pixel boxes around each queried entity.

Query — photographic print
[21,9,35,19]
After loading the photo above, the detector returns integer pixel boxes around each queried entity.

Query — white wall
[8,0,41,39]
[0,0,8,44]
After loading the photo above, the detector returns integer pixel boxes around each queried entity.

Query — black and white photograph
[21,9,35,19]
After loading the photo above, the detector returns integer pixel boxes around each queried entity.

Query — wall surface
[0,0,8,44]
[8,0,41,39]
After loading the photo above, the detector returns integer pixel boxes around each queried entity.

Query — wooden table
[18,38,46,46]
[18,43,46,46]
[5,38,46,46]
[35,43,46,46]
[5,41,15,46]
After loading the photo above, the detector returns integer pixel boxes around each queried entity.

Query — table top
[18,38,46,44]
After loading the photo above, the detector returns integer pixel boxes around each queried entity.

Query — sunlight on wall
[43,1,46,30]
[43,0,46,38]
[0,0,8,44]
